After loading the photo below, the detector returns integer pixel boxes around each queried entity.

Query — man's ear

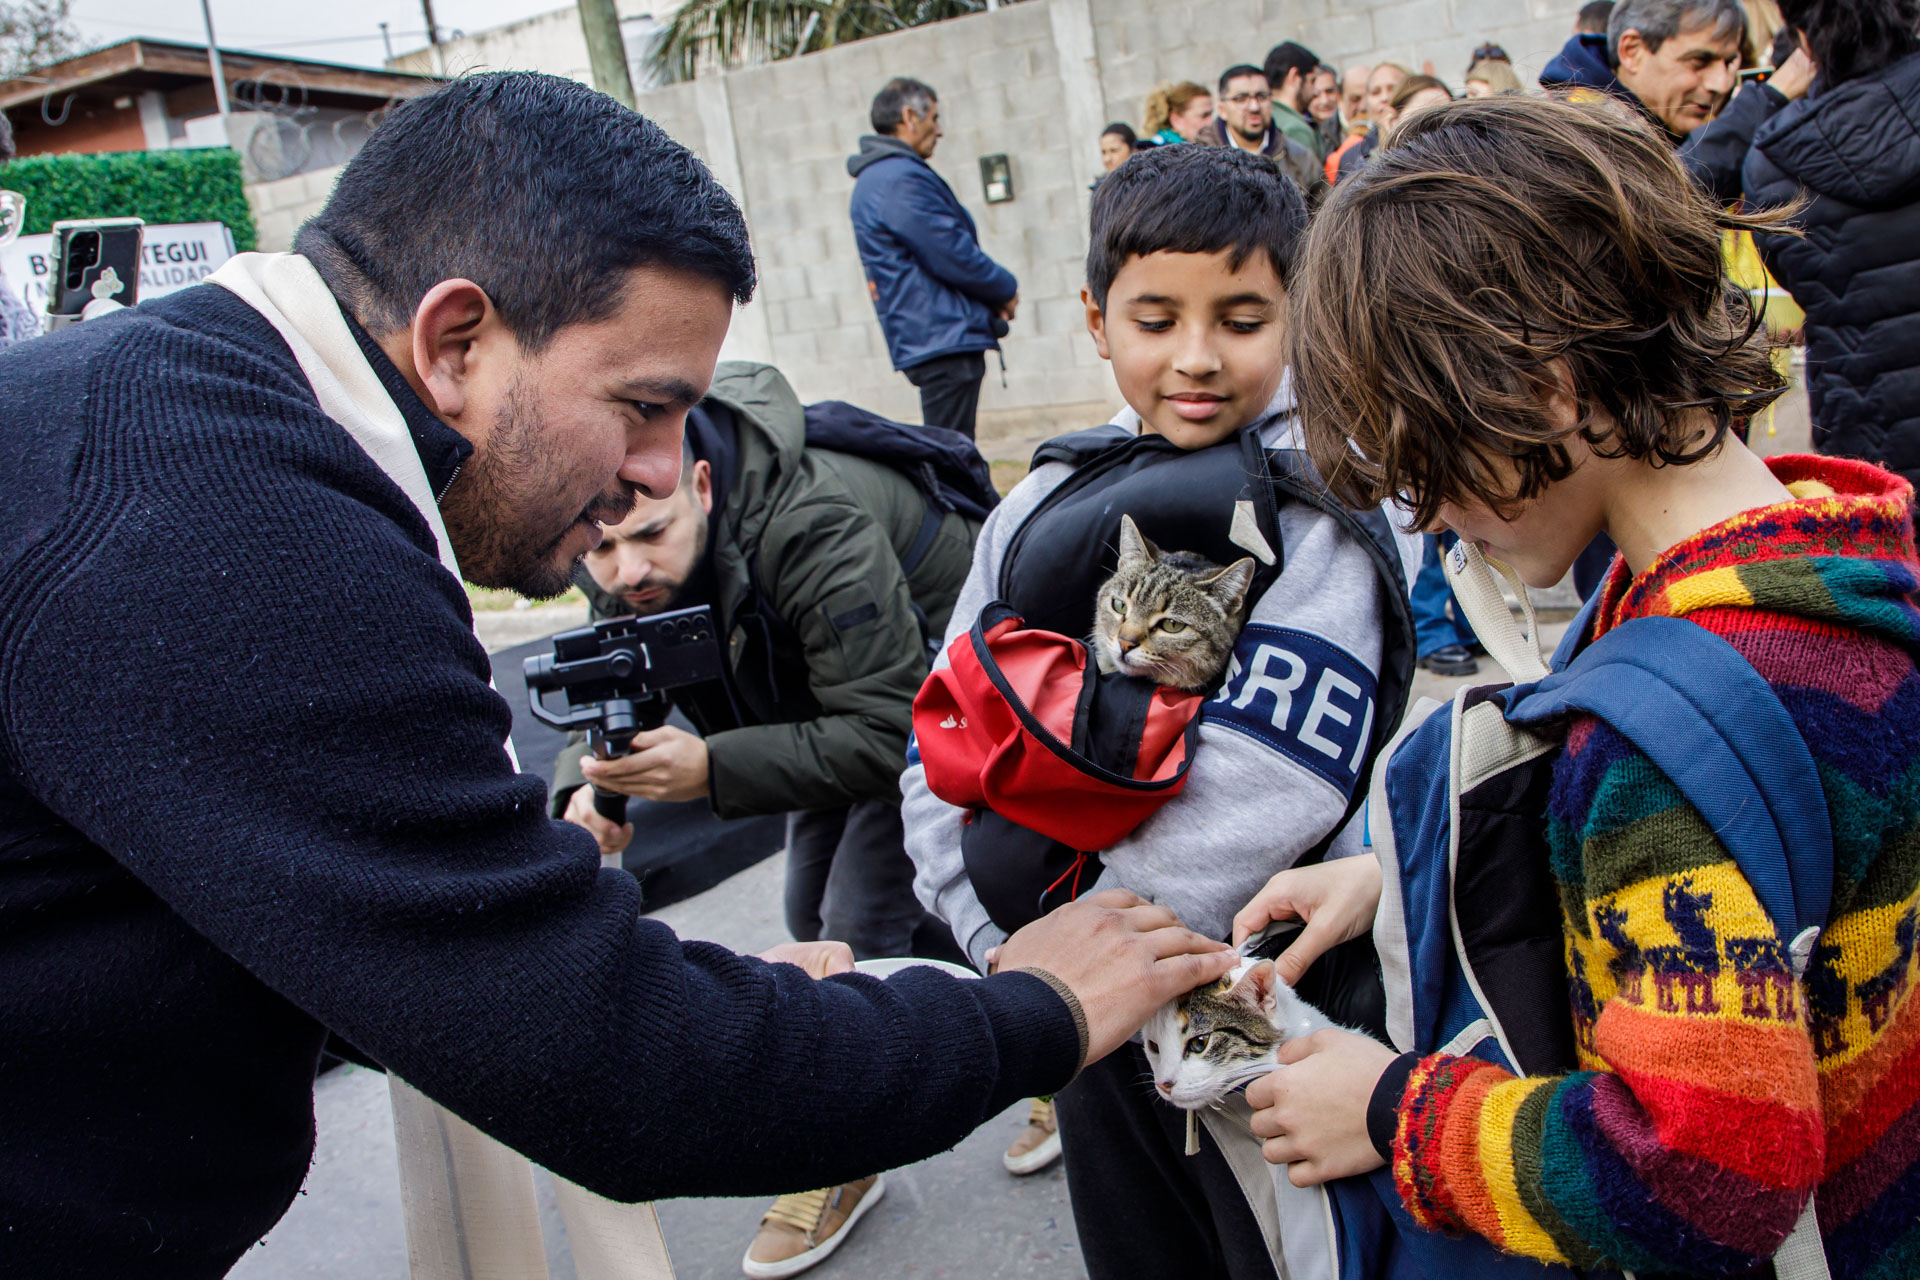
[408,279,496,422]
[1082,285,1110,360]
[1614,29,1647,76]
[690,457,714,517]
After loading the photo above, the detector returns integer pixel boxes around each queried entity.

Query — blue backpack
[1331,542,1834,1280]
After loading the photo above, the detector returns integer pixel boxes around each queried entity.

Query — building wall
[8,100,147,156]
[245,163,346,252]
[613,0,1585,435]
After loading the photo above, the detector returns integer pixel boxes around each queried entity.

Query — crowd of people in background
[1087,0,1920,677]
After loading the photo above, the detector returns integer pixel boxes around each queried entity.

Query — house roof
[0,37,442,114]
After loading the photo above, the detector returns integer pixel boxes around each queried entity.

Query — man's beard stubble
[439,376,638,600]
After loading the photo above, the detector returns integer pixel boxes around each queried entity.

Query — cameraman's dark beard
[441,378,637,599]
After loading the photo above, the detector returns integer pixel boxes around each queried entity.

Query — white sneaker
[1002,1097,1062,1175]
[741,1174,885,1278]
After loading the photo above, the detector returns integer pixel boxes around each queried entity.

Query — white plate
[851,957,980,980]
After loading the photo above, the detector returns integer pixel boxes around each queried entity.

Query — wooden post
[577,0,636,108]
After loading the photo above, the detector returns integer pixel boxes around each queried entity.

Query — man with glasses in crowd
[1212,63,1325,199]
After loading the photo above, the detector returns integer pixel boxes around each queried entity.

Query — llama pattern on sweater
[1392,456,1920,1280]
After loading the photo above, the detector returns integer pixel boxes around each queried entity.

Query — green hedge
[4,147,256,251]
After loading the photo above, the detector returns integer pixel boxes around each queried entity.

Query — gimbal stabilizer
[524,606,724,824]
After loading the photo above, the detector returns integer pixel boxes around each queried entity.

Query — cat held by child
[1089,514,1255,693]
[1143,956,1338,1155]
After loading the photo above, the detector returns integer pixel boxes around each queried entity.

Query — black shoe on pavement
[1419,644,1480,677]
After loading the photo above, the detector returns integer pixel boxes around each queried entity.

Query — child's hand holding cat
[1231,856,1382,987]
[1247,1028,1399,1185]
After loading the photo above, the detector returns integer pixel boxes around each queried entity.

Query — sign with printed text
[1,221,236,315]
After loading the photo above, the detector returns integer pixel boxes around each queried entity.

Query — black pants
[902,351,986,441]
[1056,1042,1280,1280]
[784,798,967,964]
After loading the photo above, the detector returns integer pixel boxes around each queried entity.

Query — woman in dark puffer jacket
[1745,0,1920,487]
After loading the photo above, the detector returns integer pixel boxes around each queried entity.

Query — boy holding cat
[1238,95,1920,1276]
[902,143,1418,1279]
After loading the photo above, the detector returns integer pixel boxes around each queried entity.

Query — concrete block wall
[245,163,347,252]
[624,0,1590,443]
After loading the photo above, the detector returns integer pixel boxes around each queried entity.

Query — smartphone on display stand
[44,218,144,329]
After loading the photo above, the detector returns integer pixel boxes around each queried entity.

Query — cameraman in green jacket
[550,361,974,965]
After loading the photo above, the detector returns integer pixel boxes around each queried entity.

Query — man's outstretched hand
[990,890,1236,1066]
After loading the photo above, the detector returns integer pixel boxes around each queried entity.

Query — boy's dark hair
[296,73,753,351]
[1577,0,1615,32]
[1218,63,1265,95]
[1779,0,1919,84]
[1262,41,1320,88]
[1290,95,1793,530]
[870,77,936,134]
[1101,121,1138,145]
[1085,143,1307,311]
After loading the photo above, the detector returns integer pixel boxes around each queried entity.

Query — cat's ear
[1116,514,1159,566]
[1225,960,1278,1018]
[1204,557,1257,616]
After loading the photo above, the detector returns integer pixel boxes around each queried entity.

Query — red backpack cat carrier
[912,424,1416,936]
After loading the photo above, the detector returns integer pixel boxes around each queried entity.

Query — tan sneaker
[1002,1096,1062,1175]
[741,1174,885,1278]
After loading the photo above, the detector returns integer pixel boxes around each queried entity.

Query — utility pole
[420,0,441,44]
[200,0,230,118]
[379,21,394,63]
[577,0,636,108]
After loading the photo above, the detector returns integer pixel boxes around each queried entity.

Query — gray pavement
[232,851,1087,1280]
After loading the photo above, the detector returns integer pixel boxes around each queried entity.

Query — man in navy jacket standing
[848,77,1016,441]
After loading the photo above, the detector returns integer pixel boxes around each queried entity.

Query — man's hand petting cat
[1247,1028,1398,1185]
[757,940,856,979]
[1231,856,1382,988]
[578,725,710,803]
[992,889,1237,1066]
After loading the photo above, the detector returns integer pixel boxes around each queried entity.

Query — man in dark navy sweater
[0,73,1234,1278]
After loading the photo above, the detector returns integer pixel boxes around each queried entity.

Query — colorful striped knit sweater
[1391,454,1920,1278]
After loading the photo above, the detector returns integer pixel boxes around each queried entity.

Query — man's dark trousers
[904,351,987,440]
[785,799,968,963]
[1056,1043,1281,1280]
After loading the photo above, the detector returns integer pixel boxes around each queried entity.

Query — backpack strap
[1504,616,1833,947]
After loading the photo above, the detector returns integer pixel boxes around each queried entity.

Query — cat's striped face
[1143,960,1283,1110]
[1090,515,1254,693]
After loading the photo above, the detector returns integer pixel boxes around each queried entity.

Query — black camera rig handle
[523,607,723,827]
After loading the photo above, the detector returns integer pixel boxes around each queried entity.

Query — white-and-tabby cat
[1090,515,1256,693]
[1142,958,1335,1111]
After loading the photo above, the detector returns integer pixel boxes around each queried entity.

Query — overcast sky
[70,0,567,69]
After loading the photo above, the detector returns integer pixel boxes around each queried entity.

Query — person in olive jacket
[551,360,977,966]
[1745,0,1920,488]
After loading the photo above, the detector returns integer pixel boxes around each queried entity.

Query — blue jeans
[1411,532,1477,658]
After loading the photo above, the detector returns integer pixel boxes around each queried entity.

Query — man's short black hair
[870,77,936,135]
[294,72,753,351]
[1085,143,1307,310]
[1262,41,1320,87]
[1218,63,1266,95]
[1577,0,1616,32]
